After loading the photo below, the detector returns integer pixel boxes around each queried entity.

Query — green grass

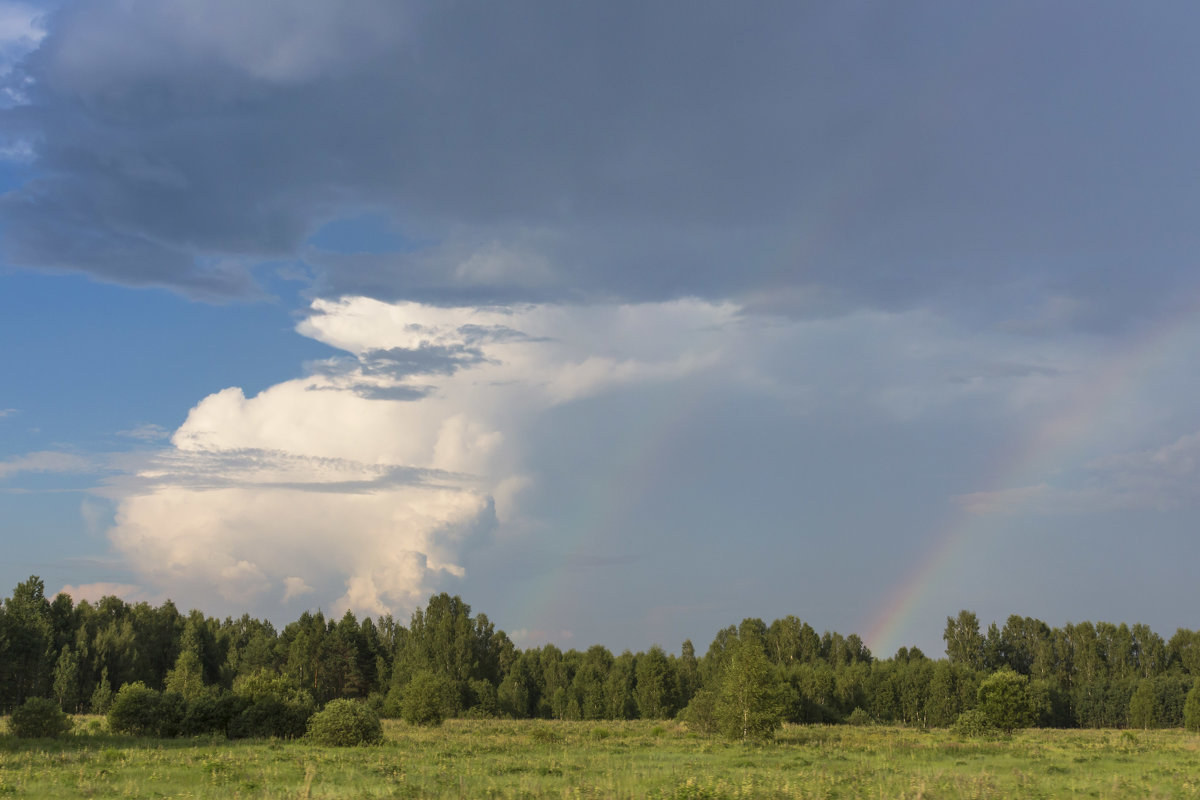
[2,717,1199,798]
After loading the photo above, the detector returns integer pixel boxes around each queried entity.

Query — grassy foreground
[2,717,1199,799]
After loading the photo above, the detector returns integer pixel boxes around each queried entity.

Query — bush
[306,699,383,746]
[107,683,165,736]
[468,678,499,718]
[846,707,873,726]
[952,708,997,738]
[230,697,313,740]
[9,697,72,738]
[975,668,1032,733]
[181,693,251,737]
[365,691,387,717]
[381,684,405,718]
[104,683,185,737]
[678,689,718,734]
[401,671,457,727]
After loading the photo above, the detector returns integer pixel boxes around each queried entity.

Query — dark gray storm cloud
[3,1,1199,325]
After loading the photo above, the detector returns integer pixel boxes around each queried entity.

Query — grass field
[2,717,1199,799]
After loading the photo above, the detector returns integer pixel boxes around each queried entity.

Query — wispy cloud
[57,582,142,604]
[508,628,574,648]
[281,576,314,603]
[0,1,44,107]
[0,408,17,418]
[116,423,170,441]
[960,429,1200,516]
[0,451,95,480]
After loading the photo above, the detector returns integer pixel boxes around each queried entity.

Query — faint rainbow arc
[865,294,1200,657]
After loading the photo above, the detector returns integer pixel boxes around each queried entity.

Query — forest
[2,575,1200,734]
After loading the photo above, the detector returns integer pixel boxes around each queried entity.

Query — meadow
[2,718,1199,799]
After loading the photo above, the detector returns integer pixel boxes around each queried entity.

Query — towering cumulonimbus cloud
[105,296,740,616]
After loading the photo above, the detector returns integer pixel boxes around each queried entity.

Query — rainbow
[505,384,703,648]
[865,293,1200,657]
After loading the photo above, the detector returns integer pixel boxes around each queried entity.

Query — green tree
[864,663,898,723]
[925,661,961,727]
[896,659,932,726]
[389,594,509,715]
[634,645,678,719]
[1000,615,1051,676]
[165,642,208,701]
[604,652,638,720]
[233,669,313,706]
[317,610,370,701]
[943,610,984,670]
[1184,678,1200,732]
[1128,679,1156,729]
[1167,629,1200,675]
[570,645,613,720]
[537,644,572,719]
[674,640,700,708]
[497,650,539,719]
[766,616,808,666]
[0,576,54,708]
[52,645,81,712]
[1131,623,1167,677]
[714,630,783,741]
[282,610,328,698]
[89,667,114,714]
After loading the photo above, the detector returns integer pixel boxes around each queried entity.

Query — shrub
[975,668,1032,733]
[104,683,185,737]
[678,689,718,734]
[952,708,997,738]
[401,671,457,727]
[107,683,164,736]
[157,692,186,737]
[365,691,387,717]
[306,699,383,746]
[181,693,251,737]
[846,707,873,726]
[381,684,405,719]
[9,697,72,738]
[468,678,499,718]
[230,696,313,740]
[528,724,562,744]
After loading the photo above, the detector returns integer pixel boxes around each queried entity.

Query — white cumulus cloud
[105,296,739,618]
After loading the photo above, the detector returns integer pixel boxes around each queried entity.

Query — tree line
[2,576,1199,732]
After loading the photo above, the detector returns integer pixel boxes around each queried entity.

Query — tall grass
[1,716,1198,798]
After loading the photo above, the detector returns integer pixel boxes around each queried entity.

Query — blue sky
[3,1,1200,656]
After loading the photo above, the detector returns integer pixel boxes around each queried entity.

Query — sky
[2,1,1200,658]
